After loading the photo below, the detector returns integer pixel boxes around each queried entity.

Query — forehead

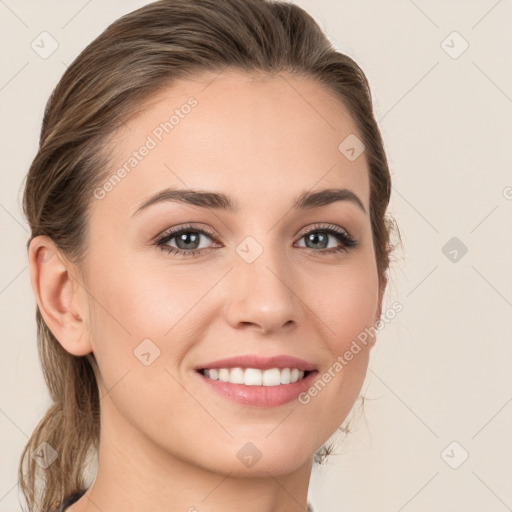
[94,69,370,219]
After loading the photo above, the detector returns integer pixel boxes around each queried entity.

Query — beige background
[1,1,511,511]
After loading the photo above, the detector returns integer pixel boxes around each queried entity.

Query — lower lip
[196,370,319,408]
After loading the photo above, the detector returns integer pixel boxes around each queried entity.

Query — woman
[19,0,397,510]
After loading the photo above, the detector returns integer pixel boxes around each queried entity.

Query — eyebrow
[132,186,367,217]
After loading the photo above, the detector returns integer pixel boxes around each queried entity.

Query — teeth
[202,367,307,386]
[230,367,245,384]
[218,368,230,382]
[245,368,262,386]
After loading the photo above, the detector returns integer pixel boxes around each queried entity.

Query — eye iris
[306,232,328,249]
[176,232,200,250]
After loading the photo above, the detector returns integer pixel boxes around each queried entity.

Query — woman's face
[81,69,382,477]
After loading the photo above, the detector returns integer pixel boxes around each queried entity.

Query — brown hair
[19,0,398,510]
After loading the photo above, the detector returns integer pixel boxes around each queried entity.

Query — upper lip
[195,355,317,372]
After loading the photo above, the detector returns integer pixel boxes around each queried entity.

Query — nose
[222,242,298,335]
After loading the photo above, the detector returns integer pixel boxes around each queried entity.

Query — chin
[194,435,318,477]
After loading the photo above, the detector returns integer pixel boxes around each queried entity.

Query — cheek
[83,255,198,441]
[303,254,380,347]
[87,248,215,338]
[295,254,379,420]
[84,251,228,396]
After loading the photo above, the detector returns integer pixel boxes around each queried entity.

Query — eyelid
[154,222,220,244]
[300,223,351,237]
[155,222,354,244]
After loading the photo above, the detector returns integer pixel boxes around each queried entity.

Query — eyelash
[154,223,358,258]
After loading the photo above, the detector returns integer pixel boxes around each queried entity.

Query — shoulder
[53,489,87,512]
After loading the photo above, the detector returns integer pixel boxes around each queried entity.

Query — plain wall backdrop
[1,0,511,511]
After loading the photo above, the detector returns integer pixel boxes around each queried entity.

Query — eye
[155,224,220,258]
[154,222,357,258]
[295,224,357,254]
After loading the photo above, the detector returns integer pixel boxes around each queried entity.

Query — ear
[28,235,93,357]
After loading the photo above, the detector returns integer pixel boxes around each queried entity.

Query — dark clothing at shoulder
[53,489,315,511]
[54,489,87,512]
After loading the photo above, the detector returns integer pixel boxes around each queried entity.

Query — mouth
[197,367,314,386]
[193,354,319,407]
[195,367,319,408]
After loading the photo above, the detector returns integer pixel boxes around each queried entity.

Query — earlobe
[28,235,92,357]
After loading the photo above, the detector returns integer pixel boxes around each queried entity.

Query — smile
[195,368,319,408]
[199,367,310,386]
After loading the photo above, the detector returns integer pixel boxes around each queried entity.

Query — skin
[29,69,384,512]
